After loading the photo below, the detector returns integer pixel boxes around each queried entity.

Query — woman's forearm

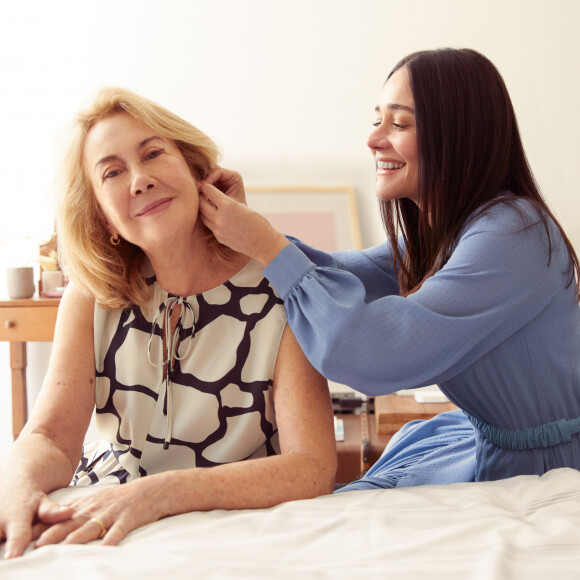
[0,433,80,558]
[153,451,336,518]
[1,432,78,494]
[30,449,335,550]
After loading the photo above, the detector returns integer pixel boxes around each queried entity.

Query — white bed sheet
[1,467,579,579]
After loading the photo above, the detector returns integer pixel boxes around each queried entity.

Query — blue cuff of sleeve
[264,242,314,299]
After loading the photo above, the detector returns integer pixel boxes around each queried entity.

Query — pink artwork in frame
[245,187,362,252]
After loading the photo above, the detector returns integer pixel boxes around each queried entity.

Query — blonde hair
[57,87,222,309]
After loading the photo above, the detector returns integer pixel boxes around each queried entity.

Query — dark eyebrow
[374,104,415,115]
[94,136,164,169]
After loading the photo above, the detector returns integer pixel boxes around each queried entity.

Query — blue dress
[263,198,580,488]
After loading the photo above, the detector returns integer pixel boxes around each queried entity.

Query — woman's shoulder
[454,194,569,275]
[471,194,539,221]
[461,195,552,240]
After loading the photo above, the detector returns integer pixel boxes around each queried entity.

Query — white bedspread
[2,468,579,579]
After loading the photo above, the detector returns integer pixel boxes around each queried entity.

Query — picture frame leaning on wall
[246,186,366,411]
[245,186,362,252]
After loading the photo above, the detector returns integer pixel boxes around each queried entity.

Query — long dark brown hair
[380,48,579,298]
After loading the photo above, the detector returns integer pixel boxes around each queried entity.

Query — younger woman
[200,48,580,490]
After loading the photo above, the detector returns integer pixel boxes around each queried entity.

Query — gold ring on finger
[89,517,108,539]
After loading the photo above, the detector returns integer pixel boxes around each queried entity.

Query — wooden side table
[335,412,391,483]
[375,393,457,435]
[0,297,60,439]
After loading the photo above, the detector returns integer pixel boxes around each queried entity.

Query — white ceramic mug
[41,270,64,294]
[6,267,35,299]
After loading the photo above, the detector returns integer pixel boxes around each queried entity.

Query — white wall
[1,0,579,458]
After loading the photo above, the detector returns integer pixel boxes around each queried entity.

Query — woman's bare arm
[34,325,337,548]
[0,283,96,558]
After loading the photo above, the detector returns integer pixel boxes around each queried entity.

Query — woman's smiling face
[84,113,201,252]
[367,67,418,204]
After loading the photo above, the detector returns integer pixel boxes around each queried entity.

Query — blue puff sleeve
[264,200,572,397]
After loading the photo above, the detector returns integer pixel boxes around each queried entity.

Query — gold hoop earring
[110,235,120,246]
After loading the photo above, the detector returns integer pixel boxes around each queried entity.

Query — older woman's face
[83,113,200,252]
[367,68,418,203]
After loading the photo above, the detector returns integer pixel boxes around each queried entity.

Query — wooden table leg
[360,411,371,475]
[9,342,28,440]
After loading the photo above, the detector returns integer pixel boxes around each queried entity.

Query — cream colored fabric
[3,468,579,578]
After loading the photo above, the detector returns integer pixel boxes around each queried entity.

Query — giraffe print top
[73,259,286,485]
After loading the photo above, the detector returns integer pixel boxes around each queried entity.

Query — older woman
[0,88,336,559]
[200,48,580,490]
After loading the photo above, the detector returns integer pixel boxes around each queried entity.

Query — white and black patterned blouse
[73,259,286,486]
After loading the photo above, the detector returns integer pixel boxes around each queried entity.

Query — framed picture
[245,186,362,252]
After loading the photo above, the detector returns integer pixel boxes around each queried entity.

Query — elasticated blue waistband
[466,413,580,450]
